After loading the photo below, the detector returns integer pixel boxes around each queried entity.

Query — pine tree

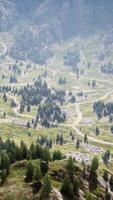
[25,161,34,182]
[95,127,100,136]
[19,102,25,113]
[59,134,64,145]
[84,134,88,143]
[3,93,7,102]
[30,143,36,159]
[66,157,75,173]
[56,134,60,144]
[0,152,10,175]
[26,121,31,129]
[89,170,98,191]
[43,174,52,197]
[40,161,49,175]
[42,147,51,162]
[91,156,99,172]
[109,174,113,192]
[0,170,7,185]
[27,105,31,113]
[105,192,111,200]
[73,178,80,194]
[5,154,10,175]
[52,150,62,161]
[3,112,6,118]
[86,194,94,200]
[102,150,110,165]
[34,165,41,181]
[89,156,99,191]
[10,99,16,108]
[103,170,109,182]
[15,146,21,161]
[66,157,75,182]
[61,177,74,199]
[76,139,80,149]
[35,144,43,159]
[20,140,28,159]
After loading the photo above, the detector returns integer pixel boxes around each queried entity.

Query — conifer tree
[42,147,51,162]
[61,177,74,199]
[43,174,52,197]
[103,170,109,182]
[25,161,34,182]
[109,174,113,192]
[91,156,99,172]
[34,165,41,181]
[0,170,7,185]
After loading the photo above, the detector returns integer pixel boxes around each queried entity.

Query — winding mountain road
[66,89,113,146]
[5,64,113,146]
[1,48,113,146]
[7,93,34,119]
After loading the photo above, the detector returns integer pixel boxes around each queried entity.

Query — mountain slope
[0,0,18,31]
[1,0,113,64]
[33,0,113,38]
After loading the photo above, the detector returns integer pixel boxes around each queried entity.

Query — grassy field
[0,33,113,174]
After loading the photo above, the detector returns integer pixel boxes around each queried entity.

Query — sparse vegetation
[0,1,113,199]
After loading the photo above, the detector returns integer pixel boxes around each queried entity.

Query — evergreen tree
[103,170,109,182]
[73,178,80,194]
[25,161,34,182]
[10,99,16,108]
[109,174,113,192]
[42,147,51,162]
[3,93,7,102]
[66,157,75,182]
[61,177,74,199]
[89,171,98,191]
[3,112,6,118]
[30,143,36,159]
[84,134,88,143]
[27,105,31,113]
[91,156,99,172]
[111,125,113,133]
[95,127,100,136]
[0,152,10,175]
[26,121,31,129]
[52,150,63,161]
[105,192,111,200]
[76,139,80,149]
[40,161,49,175]
[20,140,28,159]
[0,170,7,185]
[19,102,25,113]
[34,165,41,181]
[43,174,52,197]
[35,144,43,159]
[89,156,99,191]
[102,150,110,165]
[15,146,21,161]
[59,134,64,145]
[86,194,94,200]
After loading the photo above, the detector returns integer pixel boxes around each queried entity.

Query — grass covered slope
[0,1,113,199]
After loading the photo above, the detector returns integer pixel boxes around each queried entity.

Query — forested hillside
[1,1,113,200]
